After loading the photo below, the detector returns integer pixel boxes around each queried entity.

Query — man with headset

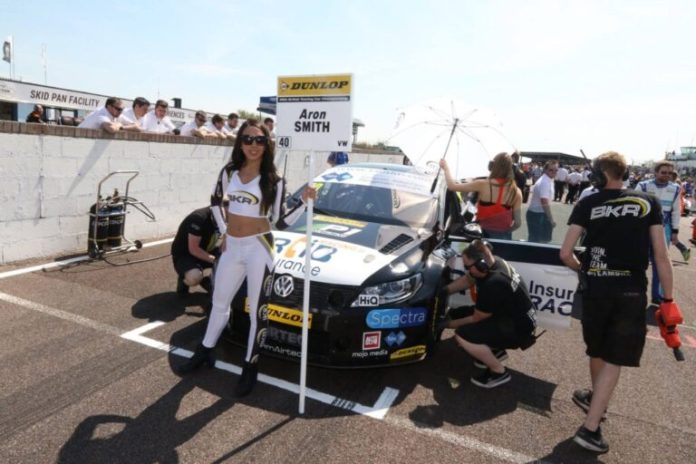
[560,151,674,453]
[443,239,537,388]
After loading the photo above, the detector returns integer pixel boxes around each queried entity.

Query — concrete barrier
[0,122,404,263]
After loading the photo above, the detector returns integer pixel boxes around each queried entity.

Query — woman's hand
[439,159,450,171]
[301,185,317,203]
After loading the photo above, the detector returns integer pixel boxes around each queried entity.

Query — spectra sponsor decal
[244,300,312,328]
[366,308,427,329]
[389,345,426,361]
[362,331,381,350]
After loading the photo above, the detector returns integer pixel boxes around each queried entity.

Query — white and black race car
[226,162,578,367]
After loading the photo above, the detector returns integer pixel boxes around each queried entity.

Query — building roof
[520,151,587,165]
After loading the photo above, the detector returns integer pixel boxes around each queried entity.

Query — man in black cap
[171,207,220,295]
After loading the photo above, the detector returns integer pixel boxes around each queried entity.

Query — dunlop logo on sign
[278,75,352,97]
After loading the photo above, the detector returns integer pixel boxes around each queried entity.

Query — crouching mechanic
[171,207,220,295]
[444,239,537,388]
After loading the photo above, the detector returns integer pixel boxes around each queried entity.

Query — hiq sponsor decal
[389,345,426,361]
[528,280,574,316]
[366,307,427,329]
[356,294,379,307]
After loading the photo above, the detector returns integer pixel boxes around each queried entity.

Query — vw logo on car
[273,274,294,298]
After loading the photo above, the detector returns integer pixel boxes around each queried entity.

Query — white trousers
[202,233,274,363]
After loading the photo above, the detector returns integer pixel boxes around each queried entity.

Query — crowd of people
[23,95,686,455]
[24,98,278,142]
[441,150,683,453]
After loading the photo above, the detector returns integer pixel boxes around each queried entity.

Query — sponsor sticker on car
[355,294,379,307]
[244,300,312,328]
[366,308,427,329]
[362,331,381,350]
[389,344,426,361]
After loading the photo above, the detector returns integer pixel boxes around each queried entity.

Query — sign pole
[299,149,315,415]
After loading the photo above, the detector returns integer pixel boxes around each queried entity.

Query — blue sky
[1,0,695,162]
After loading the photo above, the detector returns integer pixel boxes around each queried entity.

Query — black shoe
[470,368,511,388]
[199,276,212,293]
[573,425,609,453]
[176,276,189,295]
[234,362,258,397]
[473,349,509,369]
[572,389,607,420]
[176,343,215,374]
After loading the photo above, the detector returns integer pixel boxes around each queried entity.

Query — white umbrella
[388,98,516,181]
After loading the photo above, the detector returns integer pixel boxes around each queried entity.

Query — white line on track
[1,290,549,462]
[0,238,174,280]
[385,415,546,463]
[120,322,398,419]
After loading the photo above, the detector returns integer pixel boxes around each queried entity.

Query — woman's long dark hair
[230,119,280,214]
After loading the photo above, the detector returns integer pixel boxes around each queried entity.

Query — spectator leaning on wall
[179,111,208,137]
[78,97,125,134]
[26,104,46,124]
[120,97,150,132]
[142,99,176,134]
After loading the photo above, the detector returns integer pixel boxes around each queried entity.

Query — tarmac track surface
[1,222,695,464]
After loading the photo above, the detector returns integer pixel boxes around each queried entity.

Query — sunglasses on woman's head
[241,135,268,145]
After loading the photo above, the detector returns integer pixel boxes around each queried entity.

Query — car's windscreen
[313,181,436,228]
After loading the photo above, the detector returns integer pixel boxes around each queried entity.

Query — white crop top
[215,169,303,231]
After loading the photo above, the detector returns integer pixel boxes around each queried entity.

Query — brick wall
[0,122,233,263]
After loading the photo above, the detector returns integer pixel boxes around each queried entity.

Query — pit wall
[0,122,403,264]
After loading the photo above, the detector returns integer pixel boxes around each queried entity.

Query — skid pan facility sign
[276,74,353,152]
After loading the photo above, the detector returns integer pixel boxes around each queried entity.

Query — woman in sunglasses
[178,119,314,397]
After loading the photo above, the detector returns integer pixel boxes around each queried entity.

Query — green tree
[238,109,263,120]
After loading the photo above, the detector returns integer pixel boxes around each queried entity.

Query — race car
[225,162,578,367]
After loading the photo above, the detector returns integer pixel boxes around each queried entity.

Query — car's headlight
[351,274,423,307]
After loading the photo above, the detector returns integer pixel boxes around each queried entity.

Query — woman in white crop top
[178,119,314,397]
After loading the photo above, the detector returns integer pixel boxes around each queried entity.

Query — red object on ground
[655,301,685,361]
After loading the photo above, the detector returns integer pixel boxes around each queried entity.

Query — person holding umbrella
[440,153,522,240]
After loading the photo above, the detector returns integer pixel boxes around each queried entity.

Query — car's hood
[274,215,423,286]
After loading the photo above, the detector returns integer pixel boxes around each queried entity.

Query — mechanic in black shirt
[444,239,536,389]
[171,207,220,295]
[560,151,674,453]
